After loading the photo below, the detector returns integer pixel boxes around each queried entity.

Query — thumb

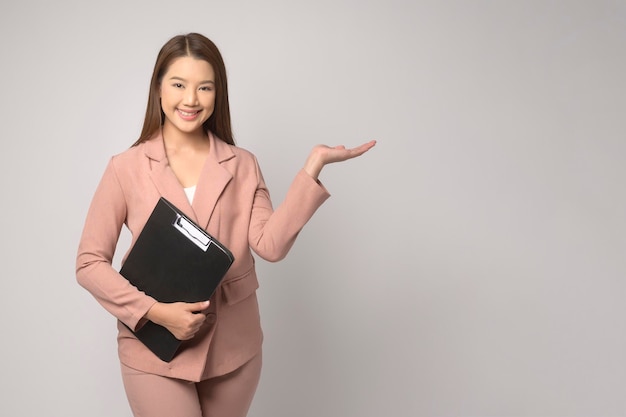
[187,300,210,312]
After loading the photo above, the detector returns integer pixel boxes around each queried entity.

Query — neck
[162,124,207,151]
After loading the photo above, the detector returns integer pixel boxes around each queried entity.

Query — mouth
[177,108,202,120]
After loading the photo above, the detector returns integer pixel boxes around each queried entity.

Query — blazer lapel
[144,132,198,223]
[192,132,234,230]
[143,131,235,230]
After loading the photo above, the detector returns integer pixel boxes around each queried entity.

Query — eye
[172,83,184,88]
[200,86,214,92]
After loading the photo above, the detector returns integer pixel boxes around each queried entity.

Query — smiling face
[160,56,216,139]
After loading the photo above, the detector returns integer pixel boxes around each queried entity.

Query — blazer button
[206,313,217,324]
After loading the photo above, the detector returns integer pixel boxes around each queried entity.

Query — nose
[183,88,199,106]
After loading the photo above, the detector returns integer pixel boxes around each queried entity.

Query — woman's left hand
[303,140,376,179]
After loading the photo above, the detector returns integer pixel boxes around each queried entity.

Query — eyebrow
[169,76,215,85]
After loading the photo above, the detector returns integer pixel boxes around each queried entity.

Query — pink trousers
[120,353,262,417]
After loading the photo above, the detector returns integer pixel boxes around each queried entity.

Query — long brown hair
[133,33,234,146]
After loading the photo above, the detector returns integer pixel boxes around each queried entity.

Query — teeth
[179,110,198,116]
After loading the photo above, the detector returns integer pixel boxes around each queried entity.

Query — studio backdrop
[0,1,624,416]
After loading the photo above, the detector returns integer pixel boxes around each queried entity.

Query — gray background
[1,0,625,416]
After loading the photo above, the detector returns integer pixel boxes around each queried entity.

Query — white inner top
[184,185,196,203]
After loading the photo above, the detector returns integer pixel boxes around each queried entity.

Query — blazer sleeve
[247,159,331,262]
[76,157,157,330]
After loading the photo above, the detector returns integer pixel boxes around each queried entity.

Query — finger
[332,145,370,161]
[333,140,375,155]
[180,330,197,341]
[189,319,206,337]
[178,318,205,340]
[351,140,376,152]
[348,141,376,156]
[193,313,208,325]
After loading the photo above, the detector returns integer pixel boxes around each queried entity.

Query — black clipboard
[120,197,234,362]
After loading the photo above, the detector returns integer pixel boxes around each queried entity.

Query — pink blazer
[76,132,330,382]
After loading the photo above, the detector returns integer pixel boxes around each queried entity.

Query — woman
[76,33,375,417]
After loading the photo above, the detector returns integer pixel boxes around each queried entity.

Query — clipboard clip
[172,214,211,252]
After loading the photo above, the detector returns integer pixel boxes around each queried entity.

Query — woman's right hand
[144,300,210,340]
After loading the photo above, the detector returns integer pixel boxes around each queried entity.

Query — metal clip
[173,214,211,251]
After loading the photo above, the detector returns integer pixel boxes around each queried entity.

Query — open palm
[304,140,376,179]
